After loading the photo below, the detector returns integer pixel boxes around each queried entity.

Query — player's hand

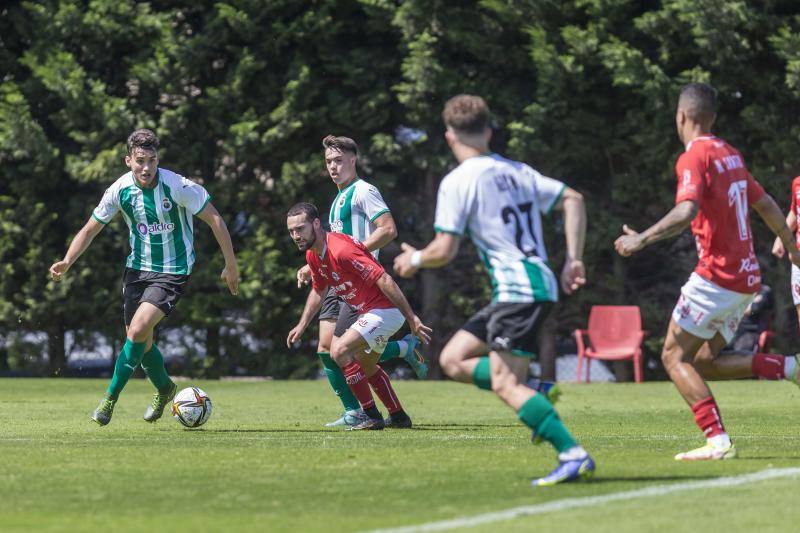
[560,258,586,295]
[614,225,646,257]
[409,315,432,345]
[772,236,786,258]
[49,260,71,282]
[393,242,419,278]
[296,264,312,288]
[221,262,240,295]
[286,324,305,348]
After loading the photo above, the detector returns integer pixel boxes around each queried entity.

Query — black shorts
[461,301,554,356]
[318,288,360,337]
[123,268,189,325]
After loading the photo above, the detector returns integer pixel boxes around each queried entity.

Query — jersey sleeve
[674,152,706,204]
[171,174,212,215]
[791,178,799,213]
[530,168,567,215]
[307,254,328,292]
[434,177,468,236]
[357,183,390,222]
[745,172,766,206]
[92,184,120,224]
[341,241,385,286]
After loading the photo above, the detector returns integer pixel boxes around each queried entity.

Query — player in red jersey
[772,176,800,332]
[615,83,800,461]
[286,202,432,430]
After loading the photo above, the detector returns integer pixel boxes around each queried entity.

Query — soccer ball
[172,387,213,428]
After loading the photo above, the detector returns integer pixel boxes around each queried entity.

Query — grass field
[1,378,799,532]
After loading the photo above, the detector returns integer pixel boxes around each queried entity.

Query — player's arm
[49,217,105,281]
[373,273,432,344]
[196,202,240,295]
[752,194,800,267]
[772,209,796,258]
[393,233,461,278]
[361,212,398,252]
[287,287,326,347]
[615,200,698,257]
[552,187,587,294]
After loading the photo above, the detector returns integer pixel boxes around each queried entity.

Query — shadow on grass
[199,428,335,434]
[587,475,718,483]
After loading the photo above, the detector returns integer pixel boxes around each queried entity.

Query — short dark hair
[322,135,358,156]
[127,129,159,154]
[287,202,320,222]
[678,83,717,124]
[442,95,491,135]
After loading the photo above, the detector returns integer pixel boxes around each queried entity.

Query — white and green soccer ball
[172,387,213,428]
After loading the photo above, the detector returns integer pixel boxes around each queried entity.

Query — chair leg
[633,352,642,383]
[586,357,591,383]
[576,354,583,383]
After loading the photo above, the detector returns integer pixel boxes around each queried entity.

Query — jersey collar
[685,135,716,152]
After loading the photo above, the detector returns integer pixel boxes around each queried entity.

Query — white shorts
[792,264,800,306]
[349,308,405,353]
[672,273,754,343]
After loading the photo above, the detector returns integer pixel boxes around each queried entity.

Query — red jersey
[790,176,800,249]
[675,135,765,294]
[307,232,392,313]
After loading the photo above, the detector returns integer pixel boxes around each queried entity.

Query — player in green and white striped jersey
[395,95,594,486]
[296,135,427,428]
[49,129,239,426]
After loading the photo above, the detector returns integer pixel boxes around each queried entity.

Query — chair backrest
[587,306,642,351]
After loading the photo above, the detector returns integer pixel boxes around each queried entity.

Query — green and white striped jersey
[92,168,212,275]
[328,178,390,258]
[434,154,566,303]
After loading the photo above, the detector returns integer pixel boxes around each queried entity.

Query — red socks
[368,366,402,414]
[751,354,786,380]
[691,396,726,438]
[342,361,375,409]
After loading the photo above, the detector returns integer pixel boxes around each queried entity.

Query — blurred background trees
[2,0,800,378]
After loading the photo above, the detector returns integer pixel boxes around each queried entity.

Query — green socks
[518,393,578,453]
[378,341,403,363]
[318,352,361,412]
[472,356,492,391]
[141,344,174,392]
[106,339,147,400]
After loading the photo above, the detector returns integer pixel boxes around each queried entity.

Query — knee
[317,340,332,353]
[127,322,149,343]
[438,348,460,377]
[490,372,518,399]
[330,342,352,367]
[661,348,681,373]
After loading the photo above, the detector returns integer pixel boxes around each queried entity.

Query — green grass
[1,378,799,532]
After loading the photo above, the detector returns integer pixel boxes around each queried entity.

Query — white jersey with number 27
[434,153,565,303]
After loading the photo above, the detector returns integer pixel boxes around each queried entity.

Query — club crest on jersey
[338,197,346,207]
[162,197,173,211]
[331,271,340,282]
[331,220,344,232]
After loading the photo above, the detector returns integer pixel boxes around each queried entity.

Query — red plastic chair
[758,330,774,353]
[575,306,645,383]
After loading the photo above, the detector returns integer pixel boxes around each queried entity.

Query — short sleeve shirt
[93,168,211,274]
[433,153,565,303]
[674,136,765,293]
[306,232,393,313]
[329,179,390,259]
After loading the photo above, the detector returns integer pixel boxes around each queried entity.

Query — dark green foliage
[3,1,800,377]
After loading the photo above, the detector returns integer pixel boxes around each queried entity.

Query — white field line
[367,467,800,533]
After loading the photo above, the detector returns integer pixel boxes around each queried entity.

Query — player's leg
[317,291,363,426]
[488,349,593,486]
[663,321,735,460]
[349,308,412,429]
[140,326,177,422]
[331,328,384,429]
[440,305,493,388]
[695,341,798,382]
[92,301,165,425]
[378,333,428,379]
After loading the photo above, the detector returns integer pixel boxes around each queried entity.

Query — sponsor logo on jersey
[162,197,173,211]
[136,221,175,236]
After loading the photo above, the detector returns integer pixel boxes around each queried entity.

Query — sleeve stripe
[194,195,212,215]
[369,209,390,222]
[434,225,463,236]
[545,185,566,216]
[92,212,109,225]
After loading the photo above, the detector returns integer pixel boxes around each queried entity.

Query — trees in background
[2,1,800,377]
